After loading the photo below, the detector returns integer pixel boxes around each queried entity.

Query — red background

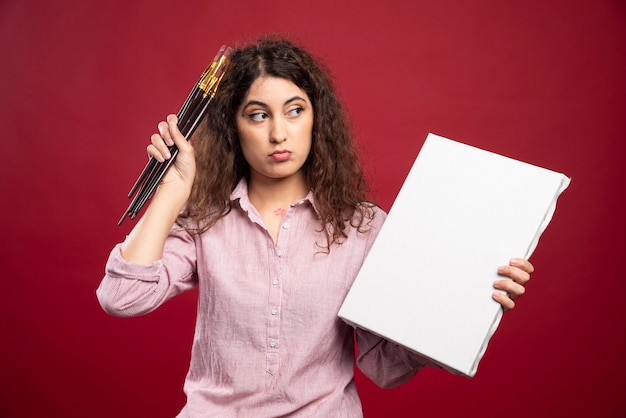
[1,1,625,417]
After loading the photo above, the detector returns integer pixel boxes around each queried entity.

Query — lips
[270,150,292,162]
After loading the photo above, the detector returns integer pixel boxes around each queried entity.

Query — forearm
[120,113,196,263]
[121,184,191,263]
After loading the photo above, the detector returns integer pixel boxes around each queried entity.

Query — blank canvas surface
[338,133,570,377]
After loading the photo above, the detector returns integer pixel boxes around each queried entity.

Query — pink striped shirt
[97,179,426,417]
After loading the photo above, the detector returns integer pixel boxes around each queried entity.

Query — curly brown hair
[180,36,376,249]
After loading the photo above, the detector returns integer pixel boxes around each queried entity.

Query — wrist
[155,181,192,202]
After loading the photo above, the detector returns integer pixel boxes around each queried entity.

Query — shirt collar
[230,177,320,215]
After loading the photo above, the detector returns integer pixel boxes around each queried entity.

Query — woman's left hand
[492,258,534,311]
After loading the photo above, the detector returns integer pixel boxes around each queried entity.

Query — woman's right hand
[148,114,196,193]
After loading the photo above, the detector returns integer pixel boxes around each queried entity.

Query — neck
[247,172,309,211]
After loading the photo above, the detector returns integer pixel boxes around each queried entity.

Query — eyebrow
[241,96,308,110]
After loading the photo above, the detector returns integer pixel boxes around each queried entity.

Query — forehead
[243,76,311,104]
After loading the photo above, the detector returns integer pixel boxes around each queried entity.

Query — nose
[270,117,287,143]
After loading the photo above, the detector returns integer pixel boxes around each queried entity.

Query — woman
[97,37,533,417]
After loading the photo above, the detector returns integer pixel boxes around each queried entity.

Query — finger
[156,120,174,147]
[497,264,531,286]
[492,291,515,311]
[148,133,171,162]
[166,114,181,142]
[166,114,190,152]
[510,258,534,274]
[493,279,526,300]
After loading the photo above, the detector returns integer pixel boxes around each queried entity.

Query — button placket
[265,208,293,375]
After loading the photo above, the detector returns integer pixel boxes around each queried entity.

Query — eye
[247,112,268,122]
[287,106,304,117]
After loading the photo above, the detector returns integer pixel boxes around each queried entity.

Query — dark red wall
[1,1,624,417]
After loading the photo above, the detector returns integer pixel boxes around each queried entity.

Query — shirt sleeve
[355,328,435,388]
[96,224,198,317]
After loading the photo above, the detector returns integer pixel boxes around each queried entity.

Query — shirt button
[269,340,276,348]
[276,249,283,257]
[282,222,290,229]
[272,278,279,286]
[271,308,278,315]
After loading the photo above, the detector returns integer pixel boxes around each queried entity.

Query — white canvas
[338,133,570,377]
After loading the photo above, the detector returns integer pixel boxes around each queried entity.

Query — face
[236,76,314,185]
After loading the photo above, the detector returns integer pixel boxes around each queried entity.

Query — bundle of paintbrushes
[118,45,233,226]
